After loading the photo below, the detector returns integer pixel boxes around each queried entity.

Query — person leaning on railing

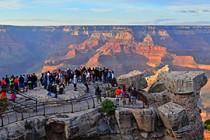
[115,86,122,106]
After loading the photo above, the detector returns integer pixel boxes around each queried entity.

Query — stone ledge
[161,71,207,94]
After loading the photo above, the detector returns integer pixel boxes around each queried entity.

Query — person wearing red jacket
[1,77,6,86]
[14,76,19,91]
[1,77,7,91]
[1,90,6,99]
[115,87,122,106]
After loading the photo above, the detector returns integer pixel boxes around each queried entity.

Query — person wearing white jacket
[73,74,77,91]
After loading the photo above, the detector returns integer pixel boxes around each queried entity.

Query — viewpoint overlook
[0,25,210,139]
[0,66,208,140]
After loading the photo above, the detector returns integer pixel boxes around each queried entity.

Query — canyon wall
[1,26,210,76]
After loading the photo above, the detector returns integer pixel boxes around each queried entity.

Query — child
[122,85,127,106]
[59,82,65,94]
[11,92,16,102]
[1,90,6,99]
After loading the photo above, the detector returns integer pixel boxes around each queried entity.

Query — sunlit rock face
[1,25,210,76]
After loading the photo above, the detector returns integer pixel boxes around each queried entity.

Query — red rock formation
[135,44,167,67]
[115,31,134,40]
[172,54,210,70]
[85,54,100,67]
[41,30,210,75]
[42,63,64,73]
[68,39,99,51]
[65,48,76,59]
[96,41,122,55]
[143,34,154,46]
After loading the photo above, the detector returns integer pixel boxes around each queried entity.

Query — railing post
[21,110,24,120]
[92,96,95,108]
[86,99,90,109]
[71,101,73,113]
[1,116,3,127]
[43,103,46,116]
[35,100,37,112]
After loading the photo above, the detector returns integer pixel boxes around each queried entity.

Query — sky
[0,0,210,26]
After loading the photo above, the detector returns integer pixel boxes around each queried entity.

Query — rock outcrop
[0,71,207,140]
[117,70,148,90]
[0,116,46,140]
[158,71,208,139]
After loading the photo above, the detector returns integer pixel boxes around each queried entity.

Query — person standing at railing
[27,74,32,90]
[130,87,137,107]
[14,76,19,91]
[5,75,9,87]
[58,81,65,94]
[0,90,6,99]
[47,82,53,96]
[121,85,127,106]
[95,84,102,104]
[82,71,89,93]
[73,74,78,91]
[52,83,58,98]
[23,75,28,92]
[9,75,14,90]
[1,77,7,91]
[128,83,135,106]
[18,75,24,92]
[32,73,38,89]
[86,70,91,85]
[10,92,16,102]
[115,86,122,106]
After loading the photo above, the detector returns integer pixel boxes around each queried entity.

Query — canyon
[1,25,210,76]
[1,25,210,124]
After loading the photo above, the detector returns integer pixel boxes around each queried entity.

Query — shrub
[204,119,210,130]
[0,98,8,113]
[101,99,115,115]
[24,120,32,130]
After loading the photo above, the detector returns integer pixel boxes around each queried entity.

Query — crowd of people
[0,65,140,108]
[0,73,38,102]
[0,66,117,100]
[0,73,38,92]
[42,66,116,98]
[115,83,138,107]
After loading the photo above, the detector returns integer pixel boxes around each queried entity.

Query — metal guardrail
[0,82,116,127]
[0,95,98,127]
[9,89,38,112]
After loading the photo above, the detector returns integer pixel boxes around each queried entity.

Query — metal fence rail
[0,95,98,127]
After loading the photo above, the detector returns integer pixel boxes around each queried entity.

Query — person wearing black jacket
[18,75,24,92]
[95,84,102,104]
[130,87,137,107]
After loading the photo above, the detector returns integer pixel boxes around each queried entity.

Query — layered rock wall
[0,71,207,140]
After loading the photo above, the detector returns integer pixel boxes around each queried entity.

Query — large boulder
[158,102,189,137]
[148,80,166,93]
[115,108,141,139]
[117,70,147,90]
[132,107,157,132]
[147,91,171,108]
[160,71,208,94]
